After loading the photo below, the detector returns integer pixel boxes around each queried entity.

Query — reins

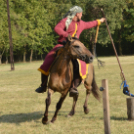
[70,40,88,61]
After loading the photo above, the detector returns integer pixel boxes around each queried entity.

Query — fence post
[126,98,134,120]
[101,79,111,134]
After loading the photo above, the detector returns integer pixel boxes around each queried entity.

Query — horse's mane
[72,37,79,40]
[67,37,79,42]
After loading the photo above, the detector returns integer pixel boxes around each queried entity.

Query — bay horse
[42,35,100,124]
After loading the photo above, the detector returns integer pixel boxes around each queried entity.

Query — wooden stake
[126,98,134,120]
[102,79,111,134]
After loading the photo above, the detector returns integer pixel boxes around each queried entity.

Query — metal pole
[7,0,14,71]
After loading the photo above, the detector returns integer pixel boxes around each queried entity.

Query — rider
[35,6,105,95]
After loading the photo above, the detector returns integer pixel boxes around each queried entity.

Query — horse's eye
[74,45,80,48]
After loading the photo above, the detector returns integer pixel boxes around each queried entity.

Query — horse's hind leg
[68,94,78,117]
[42,88,54,124]
[51,93,67,123]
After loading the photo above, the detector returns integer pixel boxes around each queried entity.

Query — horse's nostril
[80,55,94,63]
[90,56,94,61]
[87,56,94,63]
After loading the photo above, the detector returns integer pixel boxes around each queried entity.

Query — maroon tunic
[38,18,100,75]
[54,17,99,42]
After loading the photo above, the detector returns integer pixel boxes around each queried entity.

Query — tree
[84,0,128,54]
[1,0,134,64]
[10,0,72,62]
[68,0,128,55]
[123,1,134,42]
[11,0,54,62]
[0,0,9,64]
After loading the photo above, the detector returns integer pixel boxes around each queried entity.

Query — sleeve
[81,20,101,30]
[54,18,68,37]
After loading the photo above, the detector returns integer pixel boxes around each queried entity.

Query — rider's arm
[81,18,105,30]
[54,18,68,38]
[81,20,101,30]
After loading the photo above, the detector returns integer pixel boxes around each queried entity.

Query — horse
[42,35,100,124]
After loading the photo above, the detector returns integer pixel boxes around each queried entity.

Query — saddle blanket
[77,59,89,79]
[38,44,89,80]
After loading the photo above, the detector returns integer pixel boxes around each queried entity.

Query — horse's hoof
[50,117,56,123]
[67,114,72,118]
[85,110,89,114]
[67,111,75,117]
[50,120,55,123]
[84,107,89,114]
[42,117,48,125]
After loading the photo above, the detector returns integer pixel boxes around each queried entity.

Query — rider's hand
[100,18,105,23]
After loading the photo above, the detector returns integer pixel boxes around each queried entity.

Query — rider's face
[76,12,82,21]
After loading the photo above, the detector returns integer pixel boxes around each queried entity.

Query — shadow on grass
[0,111,43,124]
[110,116,128,121]
[0,110,84,124]
[100,116,127,121]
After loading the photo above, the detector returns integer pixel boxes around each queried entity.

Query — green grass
[0,56,134,134]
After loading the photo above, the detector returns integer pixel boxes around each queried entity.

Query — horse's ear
[67,34,72,41]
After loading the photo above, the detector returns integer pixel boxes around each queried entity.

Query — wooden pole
[101,8,131,95]
[102,79,111,134]
[7,0,15,71]
[126,98,134,120]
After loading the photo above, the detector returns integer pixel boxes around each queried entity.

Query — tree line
[0,0,134,64]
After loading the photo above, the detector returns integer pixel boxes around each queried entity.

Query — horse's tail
[92,69,100,101]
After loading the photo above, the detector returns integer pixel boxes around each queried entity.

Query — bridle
[69,39,89,62]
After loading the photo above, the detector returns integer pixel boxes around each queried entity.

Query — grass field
[0,56,134,134]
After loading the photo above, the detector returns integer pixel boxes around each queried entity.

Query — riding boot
[69,87,79,97]
[69,78,81,97]
[35,74,48,93]
[69,59,81,97]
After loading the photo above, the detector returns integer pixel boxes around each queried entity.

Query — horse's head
[65,35,94,63]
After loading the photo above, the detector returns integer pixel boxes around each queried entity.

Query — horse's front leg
[83,63,94,114]
[42,89,53,124]
[68,76,81,116]
[68,94,78,116]
[51,93,67,123]
[83,84,92,114]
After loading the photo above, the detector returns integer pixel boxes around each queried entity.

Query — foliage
[123,1,134,42]
[81,0,128,45]
[0,0,134,63]
[0,0,9,59]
